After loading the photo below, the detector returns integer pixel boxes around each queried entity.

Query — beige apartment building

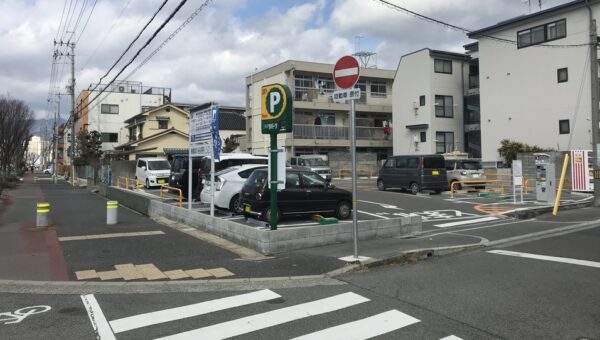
[245,60,395,161]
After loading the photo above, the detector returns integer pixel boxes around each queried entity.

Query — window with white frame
[435,95,454,118]
[517,19,566,48]
[370,81,387,97]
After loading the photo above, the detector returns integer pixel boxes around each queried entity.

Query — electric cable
[75,0,97,44]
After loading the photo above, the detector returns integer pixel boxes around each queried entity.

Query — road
[2,225,599,339]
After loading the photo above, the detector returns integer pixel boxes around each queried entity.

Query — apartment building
[74,80,171,153]
[245,60,395,160]
[468,0,598,163]
[392,49,473,157]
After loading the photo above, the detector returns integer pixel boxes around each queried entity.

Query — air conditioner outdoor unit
[413,135,420,143]
[118,86,125,92]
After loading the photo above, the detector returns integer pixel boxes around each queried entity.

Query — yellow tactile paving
[97,270,121,281]
[163,269,191,280]
[205,267,235,278]
[75,270,98,280]
[136,263,168,280]
[184,268,212,279]
[115,263,144,280]
[58,231,165,242]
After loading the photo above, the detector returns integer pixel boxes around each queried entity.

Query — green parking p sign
[261,84,293,134]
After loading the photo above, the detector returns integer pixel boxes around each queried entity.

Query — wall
[111,160,136,183]
[329,151,379,177]
[478,7,595,163]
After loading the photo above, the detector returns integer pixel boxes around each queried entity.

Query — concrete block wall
[329,151,379,178]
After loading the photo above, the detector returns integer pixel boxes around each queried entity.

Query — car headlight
[461,171,468,176]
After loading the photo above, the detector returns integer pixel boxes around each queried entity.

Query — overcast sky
[0,0,573,120]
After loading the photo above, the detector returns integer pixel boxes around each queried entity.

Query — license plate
[157,179,165,184]
[432,170,439,176]
[244,205,251,213]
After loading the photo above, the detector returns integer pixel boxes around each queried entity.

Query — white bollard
[36,202,50,228]
[106,201,118,225]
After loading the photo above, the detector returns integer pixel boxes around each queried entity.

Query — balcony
[465,75,479,96]
[293,124,392,147]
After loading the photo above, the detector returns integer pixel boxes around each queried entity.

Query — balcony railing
[292,124,390,141]
[294,87,370,104]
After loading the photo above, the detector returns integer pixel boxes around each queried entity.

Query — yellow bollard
[552,153,570,216]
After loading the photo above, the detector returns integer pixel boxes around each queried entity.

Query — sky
[0,0,574,121]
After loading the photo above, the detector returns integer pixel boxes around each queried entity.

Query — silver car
[446,159,486,190]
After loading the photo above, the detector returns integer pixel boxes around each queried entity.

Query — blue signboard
[211,106,221,161]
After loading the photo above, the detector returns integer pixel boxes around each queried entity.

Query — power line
[87,0,169,95]
[69,0,89,41]
[54,0,68,41]
[79,0,189,114]
[59,0,77,42]
[374,0,591,48]
[75,0,98,44]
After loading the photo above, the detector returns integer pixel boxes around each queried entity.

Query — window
[435,95,454,118]
[370,81,387,97]
[559,119,570,134]
[383,159,394,168]
[420,131,426,142]
[158,119,168,129]
[557,68,568,83]
[419,95,425,106]
[517,19,566,48]
[285,173,301,189]
[101,104,119,114]
[295,74,313,89]
[101,133,118,143]
[301,172,326,188]
[434,59,452,74]
[129,127,136,141]
[436,131,454,154]
[395,157,408,168]
[407,157,419,169]
[137,160,146,168]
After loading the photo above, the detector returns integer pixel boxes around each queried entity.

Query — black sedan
[240,168,352,222]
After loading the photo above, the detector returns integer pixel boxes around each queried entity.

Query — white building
[75,81,171,153]
[392,49,471,156]
[245,60,394,160]
[468,0,598,163]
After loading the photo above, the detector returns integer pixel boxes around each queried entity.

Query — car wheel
[262,206,280,223]
[450,180,461,191]
[229,194,242,214]
[336,201,352,220]
[409,182,420,195]
[145,179,150,189]
[377,179,386,191]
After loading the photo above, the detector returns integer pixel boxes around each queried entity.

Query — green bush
[498,139,554,167]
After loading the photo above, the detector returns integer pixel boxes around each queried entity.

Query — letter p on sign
[269,92,281,113]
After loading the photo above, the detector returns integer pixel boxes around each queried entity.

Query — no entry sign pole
[333,56,360,260]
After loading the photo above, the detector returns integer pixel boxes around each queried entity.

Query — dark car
[240,168,352,222]
[169,155,205,199]
[377,154,448,194]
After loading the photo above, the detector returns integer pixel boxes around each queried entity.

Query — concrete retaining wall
[102,185,422,255]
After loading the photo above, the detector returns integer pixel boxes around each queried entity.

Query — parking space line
[434,216,498,228]
[487,250,600,269]
[358,200,404,210]
[58,231,165,242]
[357,210,389,219]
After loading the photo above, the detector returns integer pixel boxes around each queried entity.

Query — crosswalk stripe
[290,310,420,340]
[155,292,370,340]
[487,250,600,268]
[109,289,281,334]
[81,294,115,340]
[434,216,498,227]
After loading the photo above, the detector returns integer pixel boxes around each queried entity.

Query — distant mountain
[31,118,67,137]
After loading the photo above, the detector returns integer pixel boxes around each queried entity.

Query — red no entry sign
[333,56,360,89]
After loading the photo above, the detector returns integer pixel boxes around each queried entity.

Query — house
[245,60,395,161]
[392,49,472,157]
[467,0,597,163]
[74,80,172,153]
[113,104,189,160]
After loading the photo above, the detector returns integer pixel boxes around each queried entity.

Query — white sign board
[190,143,211,157]
[512,160,523,186]
[189,107,213,143]
[332,88,361,103]
[268,148,286,190]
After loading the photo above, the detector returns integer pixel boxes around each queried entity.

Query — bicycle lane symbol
[0,306,51,325]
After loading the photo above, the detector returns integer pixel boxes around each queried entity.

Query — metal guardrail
[159,185,183,208]
[292,124,390,141]
[116,177,142,190]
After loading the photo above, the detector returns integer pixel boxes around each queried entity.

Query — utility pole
[589,13,600,206]
[53,95,60,184]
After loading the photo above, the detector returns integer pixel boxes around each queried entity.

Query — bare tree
[0,94,34,177]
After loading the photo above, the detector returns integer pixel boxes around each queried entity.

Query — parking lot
[131,177,589,233]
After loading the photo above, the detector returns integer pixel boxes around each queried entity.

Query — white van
[135,158,171,188]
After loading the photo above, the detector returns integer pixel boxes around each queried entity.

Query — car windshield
[245,169,267,188]
[303,158,325,166]
[216,166,240,176]
[460,161,482,170]
[302,172,326,188]
[148,160,170,170]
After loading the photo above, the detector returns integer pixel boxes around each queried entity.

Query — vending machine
[570,150,594,192]
[534,153,556,203]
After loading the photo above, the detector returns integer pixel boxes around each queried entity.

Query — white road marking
[358,200,404,210]
[81,294,115,340]
[434,216,498,228]
[109,289,281,333]
[358,210,390,219]
[487,250,600,269]
[290,309,420,340]
[156,292,370,340]
[440,336,464,340]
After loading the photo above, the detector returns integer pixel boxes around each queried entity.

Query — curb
[504,198,593,219]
